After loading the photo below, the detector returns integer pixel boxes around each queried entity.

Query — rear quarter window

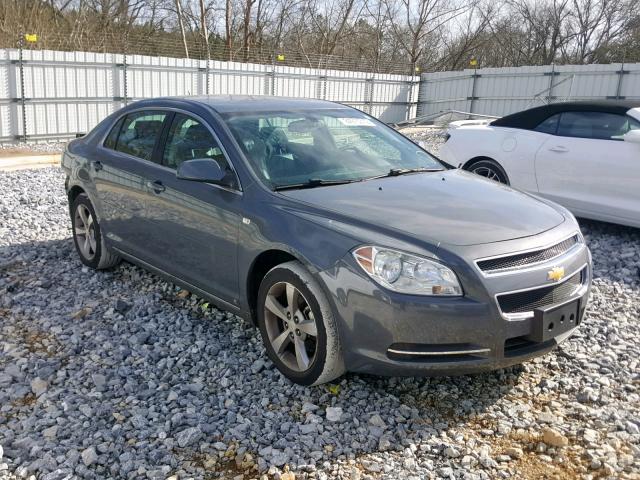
[533,114,560,135]
[104,118,124,149]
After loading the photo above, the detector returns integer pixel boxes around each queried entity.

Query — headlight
[352,246,462,296]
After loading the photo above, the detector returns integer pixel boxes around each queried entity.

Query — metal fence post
[18,34,27,142]
[545,64,558,104]
[613,62,628,100]
[123,49,128,105]
[468,67,479,115]
[268,53,276,96]
[406,77,414,121]
[368,77,375,115]
[206,53,211,95]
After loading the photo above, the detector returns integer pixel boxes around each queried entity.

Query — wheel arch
[246,249,303,325]
[67,185,86,215]
[67,184,86,204]
[462,155,496,170]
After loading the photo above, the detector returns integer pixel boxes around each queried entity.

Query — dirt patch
[0,309,63,358]
[0,148,55,158]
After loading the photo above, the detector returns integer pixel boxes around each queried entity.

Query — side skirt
[113,247,249,320]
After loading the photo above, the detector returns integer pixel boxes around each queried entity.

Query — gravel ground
[1,165,639,480]
[0,143,67,156]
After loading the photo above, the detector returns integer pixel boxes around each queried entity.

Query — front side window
[163,114,230,171]
[114,111,167,161]
[222,109,443,188]
[557,111,640,140]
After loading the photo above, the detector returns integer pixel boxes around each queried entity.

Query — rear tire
[70,193,120,270]
[466,159,510,185]
[257,261,345,386]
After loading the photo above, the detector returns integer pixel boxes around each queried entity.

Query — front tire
[257,261,345,386]
[467,159,510,185]
[70,193,120,270]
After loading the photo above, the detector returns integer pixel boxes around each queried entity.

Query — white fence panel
[419,63,640,118]
[0,48,418,142]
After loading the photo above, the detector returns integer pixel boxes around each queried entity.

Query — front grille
[497,268,584,314]
[478,235,579,273]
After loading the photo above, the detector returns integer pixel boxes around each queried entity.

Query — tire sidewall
[257,265,329,386]
[71,194,103,269]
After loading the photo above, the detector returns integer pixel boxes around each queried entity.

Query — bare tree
[385,0,469,71]
[174,0,189,58]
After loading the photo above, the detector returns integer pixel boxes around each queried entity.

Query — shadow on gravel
[0,237,534,478]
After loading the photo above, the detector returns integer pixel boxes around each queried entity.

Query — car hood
[278,170,565,246]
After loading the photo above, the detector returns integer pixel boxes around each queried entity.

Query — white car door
[534,110,640,225]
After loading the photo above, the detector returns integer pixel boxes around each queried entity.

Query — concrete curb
[0,154,61,172]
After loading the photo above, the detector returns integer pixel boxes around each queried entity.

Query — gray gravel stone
[1,161,639,479]
[80,447,98,466]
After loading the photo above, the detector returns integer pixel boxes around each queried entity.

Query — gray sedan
[62,96,592,385]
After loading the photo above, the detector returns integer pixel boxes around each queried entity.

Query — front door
[535,110,640,223]
[139,112,242,305]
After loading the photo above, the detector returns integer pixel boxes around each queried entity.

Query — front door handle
[92,161,103,171]
[146,180,166,194]
[549,146,568,153]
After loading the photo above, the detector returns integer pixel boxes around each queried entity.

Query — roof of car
[491,100,640,130]
[149,95,351,114]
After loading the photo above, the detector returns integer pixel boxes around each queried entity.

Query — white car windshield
[222,109,444,189]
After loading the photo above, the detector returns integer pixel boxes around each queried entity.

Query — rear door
[94,110,170,259]
[138,112,243,304]
[534,110,640,222]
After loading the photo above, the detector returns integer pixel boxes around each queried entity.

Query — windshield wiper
[366,167,444,180]
[273,178,358,191]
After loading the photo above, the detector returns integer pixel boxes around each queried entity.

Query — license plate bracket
[529,299,580,343]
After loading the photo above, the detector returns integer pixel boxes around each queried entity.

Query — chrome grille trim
[387,347,490,356]
[495,263,589,320]
[475,233,582,276]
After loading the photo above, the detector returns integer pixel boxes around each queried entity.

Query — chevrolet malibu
[62,96,592,386]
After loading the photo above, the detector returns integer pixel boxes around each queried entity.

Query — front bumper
[317,230,592,377]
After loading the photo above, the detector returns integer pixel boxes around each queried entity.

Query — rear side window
[113,111,167,161]
[534,114,560,134]
[557,111,638,140]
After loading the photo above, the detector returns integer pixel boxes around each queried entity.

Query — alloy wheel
[472,165,503,183]
[263,281,318,372]
[74,204,97,260]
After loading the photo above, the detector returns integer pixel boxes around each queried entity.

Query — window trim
[99,106,243,194]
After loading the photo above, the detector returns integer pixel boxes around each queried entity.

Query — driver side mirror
[176,158,230,186]
[623,129,640,144]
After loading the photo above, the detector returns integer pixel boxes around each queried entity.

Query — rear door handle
[549,146,568,153]
[92,160,103,171]
[146,180,165,194]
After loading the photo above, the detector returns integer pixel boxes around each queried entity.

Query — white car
[439,101,640,228]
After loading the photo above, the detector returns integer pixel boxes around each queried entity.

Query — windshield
[222,109,445,189]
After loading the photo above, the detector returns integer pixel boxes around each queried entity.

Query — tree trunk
[174,0,189,59]
[199,0,210,61]
[225,0,233,60]
[242,0,254,62]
